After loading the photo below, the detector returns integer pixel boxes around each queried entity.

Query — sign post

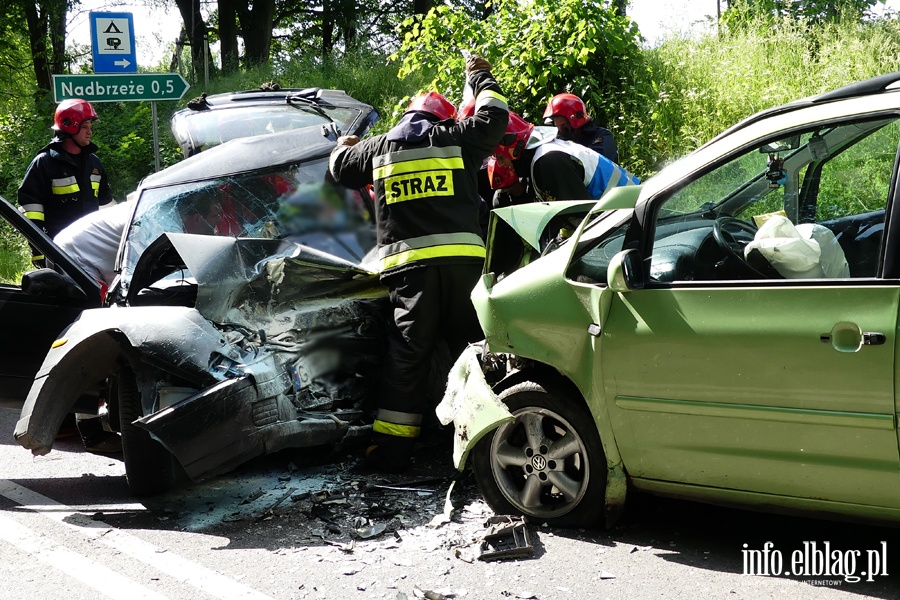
[90,12,138,73]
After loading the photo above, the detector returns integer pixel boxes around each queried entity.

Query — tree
[393,0,655,172]
[236,0,275,65]
[174,0,210,81]
[15,0,68,94]
[218,0,239,73]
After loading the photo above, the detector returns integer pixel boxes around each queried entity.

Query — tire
[118,366,175,496]
[471,380,607,528]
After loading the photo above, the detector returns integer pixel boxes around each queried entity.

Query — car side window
[648,117,899,283]
[565,210,633,285]
[0,221,32,285]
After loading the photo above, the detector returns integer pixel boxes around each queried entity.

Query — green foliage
[645,12,900,172]
[723,0,885,28]
[391,0,656,174]
[0,220,30,284]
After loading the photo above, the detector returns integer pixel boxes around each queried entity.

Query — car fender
[438,345,629,527]
[14,306,232,456]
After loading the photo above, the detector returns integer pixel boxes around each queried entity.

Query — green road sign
[53,73,190,103]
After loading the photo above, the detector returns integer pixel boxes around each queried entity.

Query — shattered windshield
[121,158,375,286]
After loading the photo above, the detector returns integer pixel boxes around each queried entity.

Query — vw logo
[531,455,547,471]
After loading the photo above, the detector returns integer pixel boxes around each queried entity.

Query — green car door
[601,115,900,510]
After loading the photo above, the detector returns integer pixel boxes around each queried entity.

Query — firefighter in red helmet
[18,98,115,265]
[488,111,639,206]
[543,93,618,163]
[329,54,508,472]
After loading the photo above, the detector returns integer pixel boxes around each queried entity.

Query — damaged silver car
[14,126,420,496]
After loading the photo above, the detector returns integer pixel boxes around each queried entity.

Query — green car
[443,71,900,528]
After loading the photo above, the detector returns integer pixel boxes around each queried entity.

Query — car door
[0,196,101,407]
[600,115,900,509]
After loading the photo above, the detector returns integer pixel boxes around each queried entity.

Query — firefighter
[329,54,509,472]
[18,98,115,267]
[543,93,618,163]
[488,111,640,205]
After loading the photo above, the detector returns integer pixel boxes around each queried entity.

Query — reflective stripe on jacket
[330,70,508,275]
[17,140,113,239]
[531,139,640,202]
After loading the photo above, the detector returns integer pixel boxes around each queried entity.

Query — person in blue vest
[18,99,115,267]
[487,112,639,205]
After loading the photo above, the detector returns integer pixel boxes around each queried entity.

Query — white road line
[0,511,168,600]
[0,479,275,600]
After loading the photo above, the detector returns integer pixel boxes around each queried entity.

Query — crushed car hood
[130,232,385,327]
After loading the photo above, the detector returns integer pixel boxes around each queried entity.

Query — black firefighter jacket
[18,139,114,240]
[329,70,509,276]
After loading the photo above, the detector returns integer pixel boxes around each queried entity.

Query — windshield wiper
[286,95,334,123]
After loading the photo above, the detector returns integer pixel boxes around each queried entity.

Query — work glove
[336,135,359,147]
[465,54,492,74]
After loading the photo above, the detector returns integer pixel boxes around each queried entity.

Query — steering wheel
[712,216,757,262]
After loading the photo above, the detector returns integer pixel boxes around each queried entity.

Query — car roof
[139,126,336,190]
[170,87,378,157]
[180,87,374,111]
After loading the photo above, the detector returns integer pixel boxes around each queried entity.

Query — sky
[68,0,900,67]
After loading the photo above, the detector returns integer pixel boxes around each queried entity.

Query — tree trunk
[413,0,432,15]
[219,0,238,73]
[322,0,334,56]
[23,1,51,93]
[240,0,274,65]
[47,0,65,75]
[339,0,356,50]
[174,0,207,81]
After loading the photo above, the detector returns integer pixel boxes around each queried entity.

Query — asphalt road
[1,406,897,600]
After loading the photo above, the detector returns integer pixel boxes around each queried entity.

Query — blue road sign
[90,12,138,73]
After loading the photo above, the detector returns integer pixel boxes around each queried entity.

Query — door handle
[820,322,886,352]
[863,332,886,345]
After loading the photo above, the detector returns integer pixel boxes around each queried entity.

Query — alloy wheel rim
[489,406,590,518]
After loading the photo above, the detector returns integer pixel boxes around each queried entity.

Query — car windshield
[657,117,895,223]
[121,157,375,288]
[172,104,362,154]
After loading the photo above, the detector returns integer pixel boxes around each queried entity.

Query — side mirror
[21,268,87,300]
[607,249,644,292]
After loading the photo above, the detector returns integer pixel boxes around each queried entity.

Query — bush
[392,0,656,175]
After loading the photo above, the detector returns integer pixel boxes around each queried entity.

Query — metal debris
[354,522,387,539]
[478,516,533,561]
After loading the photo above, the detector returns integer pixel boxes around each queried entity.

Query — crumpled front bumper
[136,376,370,481]
[435,345,514,470]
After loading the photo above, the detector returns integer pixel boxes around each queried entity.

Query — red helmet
[407,92,457,121]
[542,93,590,129]
[53,99,99,134]
[493,112,534,162]
[487,155,519,189]
[457,97,476,121]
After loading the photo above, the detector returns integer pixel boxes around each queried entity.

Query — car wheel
[471,380,607,528]
[118,366,175,496]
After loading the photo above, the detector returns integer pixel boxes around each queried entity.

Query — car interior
[567,116,898,285]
